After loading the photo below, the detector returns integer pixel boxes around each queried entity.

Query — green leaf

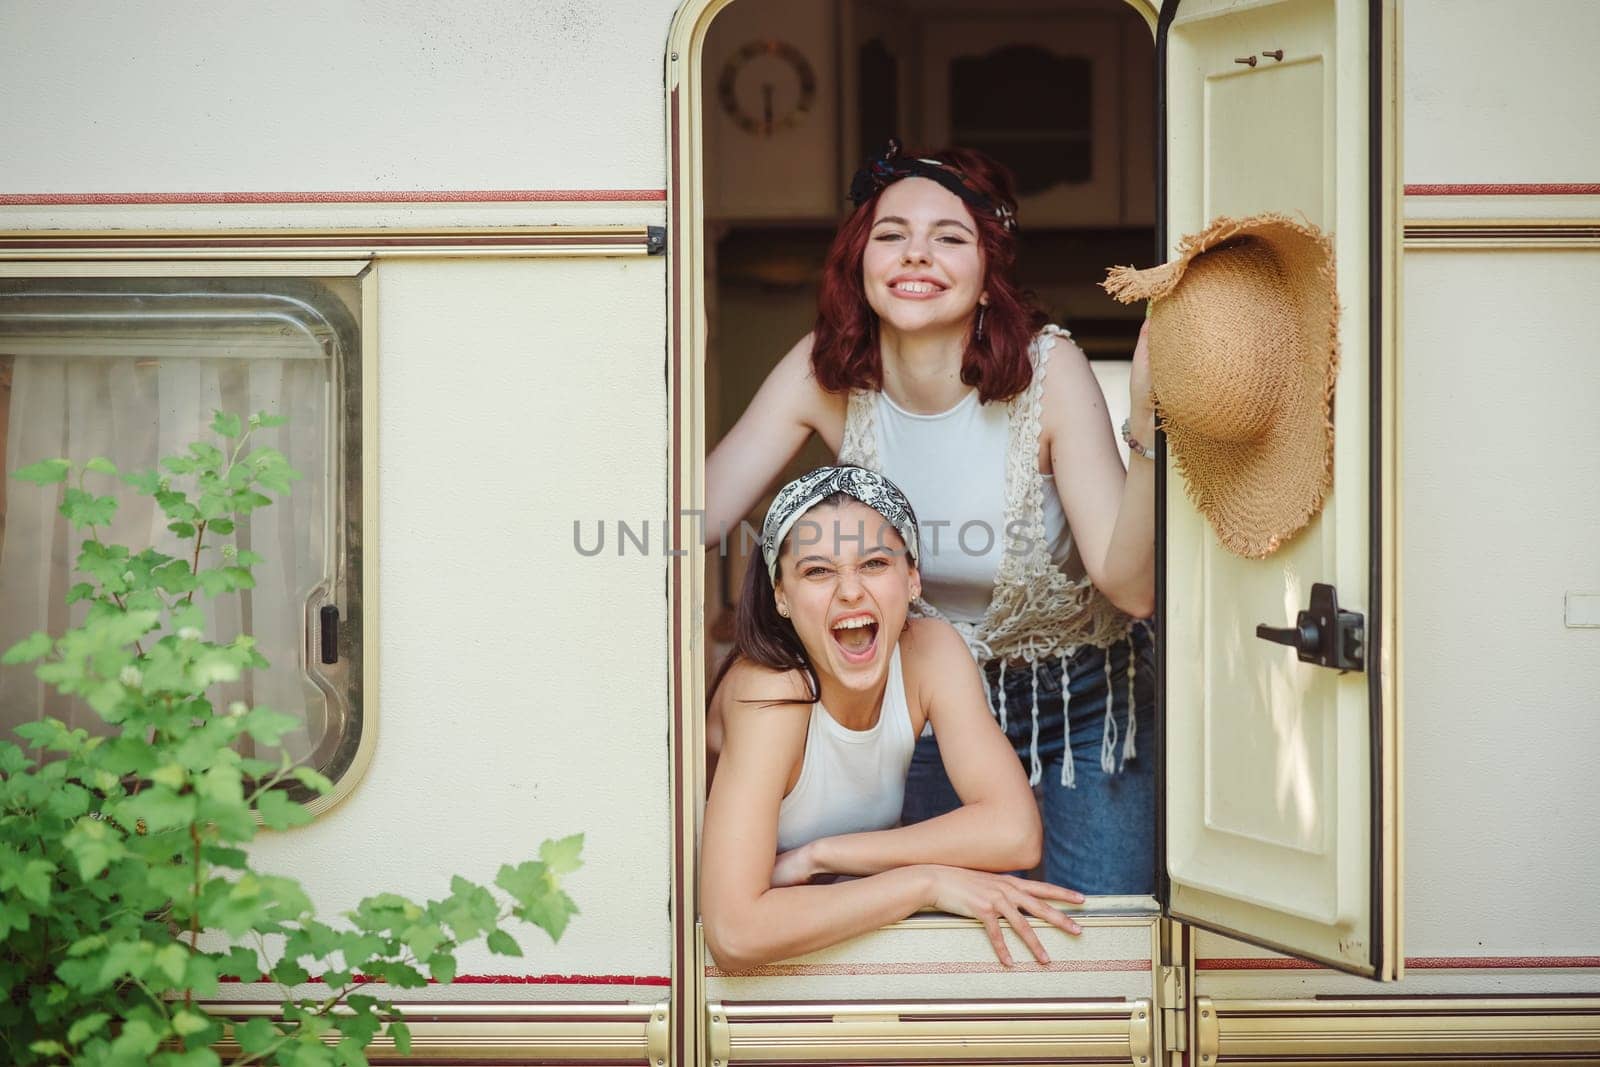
[109,1018,162,1058]
[211,411,244,439]
[520,888,580,942]
[217,945,263,980]
[4,858,57,906]
[61,486,118,527]
[388,1019,412,1055]
[254,412,290,429]
[400,921,443,961]
[2,630,52,664]
[155,1049,223,1067]
[67,934,108,958]
[14,457,70,485]
[291,766,335,795]
[67,1011,111,1045]
[120,785,197,832]
[0,897,32,939]
[243,706,300,745]
[426,951,457,984]
[257,788,313,831]
[235,1016,277,1054]
[172,1009,210,1036]
[495,859,549,902]
[28,1040,67,1056]
[122,467,162,493]
[64,816,128,879]
[539,833,585,875]
[150,762,187,790]
[85,456,119,476]
[486,929,523,957]
[154,942,190,985]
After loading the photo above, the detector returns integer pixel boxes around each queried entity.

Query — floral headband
[761,465,921,582]
[847,138,1018,233]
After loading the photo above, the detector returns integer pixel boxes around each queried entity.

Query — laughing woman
[701,465,1083,971]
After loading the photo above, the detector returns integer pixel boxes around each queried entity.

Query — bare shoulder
[715,659,814,739]
[1036,329,1114,455]
[1038,330,1104,407]
[772,332,847,426]
[899,618,980,690]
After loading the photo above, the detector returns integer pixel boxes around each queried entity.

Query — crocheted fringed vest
[838,326,1140,787]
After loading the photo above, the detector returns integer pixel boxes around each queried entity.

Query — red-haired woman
[706,142,1157,895]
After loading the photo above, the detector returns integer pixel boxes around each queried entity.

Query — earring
[975,304,987,342]
[778,604,790,618]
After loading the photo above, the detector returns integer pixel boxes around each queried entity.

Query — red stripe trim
[0,189,667,206]
[221,973,671,986]
[1198,955,1600,971]
[707,958,1152,978]
[1406,183,1600,196]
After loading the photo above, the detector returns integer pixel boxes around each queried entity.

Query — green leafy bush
[0,413,580,1066]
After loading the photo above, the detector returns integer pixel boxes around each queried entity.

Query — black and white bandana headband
[761,465,921,582]
[847,138,1018,233]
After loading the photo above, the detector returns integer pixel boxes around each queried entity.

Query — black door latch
[1255,582,1365,672]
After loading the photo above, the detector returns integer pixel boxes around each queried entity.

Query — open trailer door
[1158,0,1401,979]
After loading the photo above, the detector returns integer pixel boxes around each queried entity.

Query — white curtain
[0,348,330,765]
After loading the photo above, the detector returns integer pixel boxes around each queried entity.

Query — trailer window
[0,275,365,800]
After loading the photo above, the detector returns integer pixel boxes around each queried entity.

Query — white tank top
[776,645,917,854]
[873,389,1075,623]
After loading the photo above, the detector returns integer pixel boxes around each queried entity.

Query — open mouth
[830,614,880,662]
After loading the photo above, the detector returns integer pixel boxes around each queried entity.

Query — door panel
[1161,0,1399,977]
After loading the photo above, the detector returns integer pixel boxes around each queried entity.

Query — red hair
[811,147,1047,404]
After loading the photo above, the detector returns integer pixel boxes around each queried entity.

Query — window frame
[0,258,378,818]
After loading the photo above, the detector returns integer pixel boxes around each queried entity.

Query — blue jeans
[901,623,1157,895]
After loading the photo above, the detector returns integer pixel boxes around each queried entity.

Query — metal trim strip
[205,1000,666,1064]
[712,999,1155,1065]
[0,189,668,206]
[1197,995,1600,1065]
[0,228,659,260]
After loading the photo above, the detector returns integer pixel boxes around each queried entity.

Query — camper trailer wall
[2,0,1599,1063]
[0,0,682,1005]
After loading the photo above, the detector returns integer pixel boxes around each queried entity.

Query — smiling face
[772,498,921,692]
[862,176,988,339]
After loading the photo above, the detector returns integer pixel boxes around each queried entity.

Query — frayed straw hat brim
[1103,213,1339,559]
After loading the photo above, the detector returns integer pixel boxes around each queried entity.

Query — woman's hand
[1128,319,1156,440]
[770,842,821,887]
[927,866,1086,966]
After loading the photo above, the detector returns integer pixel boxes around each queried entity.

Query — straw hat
[1102,213,1339,559]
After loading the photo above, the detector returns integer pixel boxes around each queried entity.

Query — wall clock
[717,39,818,137]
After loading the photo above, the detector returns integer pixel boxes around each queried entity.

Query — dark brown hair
[708,490,864,706]
[810,146,1048,404]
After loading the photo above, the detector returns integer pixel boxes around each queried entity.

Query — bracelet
[1120,417,1155,461]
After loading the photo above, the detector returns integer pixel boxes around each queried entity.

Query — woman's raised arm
[1043,327,1156,618]
[703,334,842,546]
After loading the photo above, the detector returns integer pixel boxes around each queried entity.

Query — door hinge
[1160,965,1187,1053]
[647,224,667,255]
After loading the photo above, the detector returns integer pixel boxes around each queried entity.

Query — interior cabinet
[919,15,1124,227]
